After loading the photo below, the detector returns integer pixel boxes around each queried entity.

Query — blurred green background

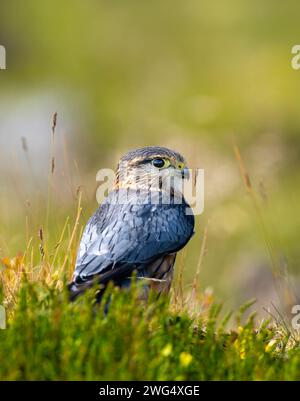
[0,0,300,312]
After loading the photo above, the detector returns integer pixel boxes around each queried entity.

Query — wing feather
[73,189,194,285]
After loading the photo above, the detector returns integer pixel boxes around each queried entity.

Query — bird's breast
[141,254,176,295]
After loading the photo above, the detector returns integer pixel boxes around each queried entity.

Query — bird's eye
[152,158,167,168]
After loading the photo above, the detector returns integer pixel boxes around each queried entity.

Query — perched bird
[68,146,195,302]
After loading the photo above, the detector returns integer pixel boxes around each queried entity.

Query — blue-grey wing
[73,190,194,283]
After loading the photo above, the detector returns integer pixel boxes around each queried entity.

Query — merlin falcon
[69,146,195,301]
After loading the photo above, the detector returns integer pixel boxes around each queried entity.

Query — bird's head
[115,146,190,194]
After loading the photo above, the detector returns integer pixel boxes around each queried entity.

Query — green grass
[0,160,299,381]
[0,277,299,381]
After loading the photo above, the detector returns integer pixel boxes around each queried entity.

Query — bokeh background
[1,0,300,314]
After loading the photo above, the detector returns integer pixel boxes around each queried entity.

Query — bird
[68,146,195,302]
